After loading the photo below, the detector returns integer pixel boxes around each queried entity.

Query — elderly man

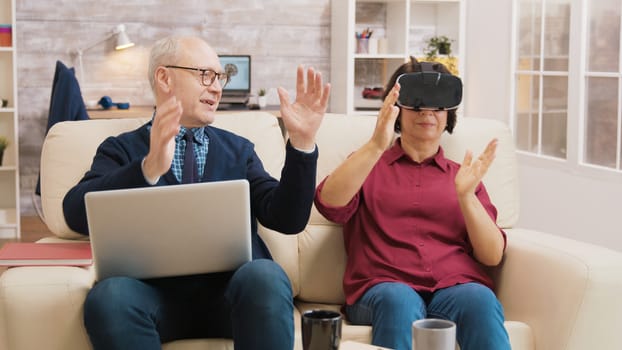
[63,35,330,350]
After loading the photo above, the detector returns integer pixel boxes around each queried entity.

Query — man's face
[168,38,225,128]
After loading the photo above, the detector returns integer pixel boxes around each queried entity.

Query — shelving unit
[330,0,465,115]
[0,0,20,238]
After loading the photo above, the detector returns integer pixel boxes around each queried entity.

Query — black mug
[301,309,342,350]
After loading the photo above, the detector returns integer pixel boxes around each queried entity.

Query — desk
[87,105,280,119]
[87,105,285,136]
[87,106,156,119]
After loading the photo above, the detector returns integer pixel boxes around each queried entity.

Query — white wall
[16,0,331,215]
[463,0,513,123]
[464,0,622,252]
[517,157,622,251]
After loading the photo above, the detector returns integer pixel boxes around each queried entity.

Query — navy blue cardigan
[63,121,318,260]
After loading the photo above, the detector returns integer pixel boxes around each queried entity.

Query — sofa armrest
[493,228,622,350]
[0,266,95,350]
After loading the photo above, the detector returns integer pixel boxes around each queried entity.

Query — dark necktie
[182,130,198,184]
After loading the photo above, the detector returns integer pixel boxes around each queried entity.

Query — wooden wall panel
[16,0,331,215]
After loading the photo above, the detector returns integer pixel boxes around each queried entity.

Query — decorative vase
[0,150,4,166]
[258,96,267,108]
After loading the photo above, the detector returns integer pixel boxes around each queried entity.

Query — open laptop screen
[85,180,252,280]
[219,55,251,95]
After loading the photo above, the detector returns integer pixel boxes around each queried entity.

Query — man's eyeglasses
[165,65,230,88]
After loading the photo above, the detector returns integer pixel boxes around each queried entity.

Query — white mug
[412,318,456,350]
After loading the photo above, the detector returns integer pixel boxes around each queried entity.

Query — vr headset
[396,65,462,111]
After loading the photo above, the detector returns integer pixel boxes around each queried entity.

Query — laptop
[218,54,251,105]
[84,180,252,281]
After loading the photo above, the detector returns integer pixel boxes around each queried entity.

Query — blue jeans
[83,259,294,350]
[345,282,510,350]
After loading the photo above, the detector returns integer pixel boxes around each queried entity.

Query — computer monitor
[219,55,251,103]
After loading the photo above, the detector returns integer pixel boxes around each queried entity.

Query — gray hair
[148,36,180,93]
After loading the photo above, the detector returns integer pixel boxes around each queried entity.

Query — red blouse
[314,140,506,306]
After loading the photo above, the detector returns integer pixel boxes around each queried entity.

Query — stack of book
[0,242,92,267]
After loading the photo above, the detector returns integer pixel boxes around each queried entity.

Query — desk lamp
[71,24,135,83]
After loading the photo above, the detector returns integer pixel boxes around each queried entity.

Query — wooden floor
[0,216,55,274]
[1,216,53,244]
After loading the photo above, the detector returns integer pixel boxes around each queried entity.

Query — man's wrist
[141,157,160,185]
[292,144,317,154]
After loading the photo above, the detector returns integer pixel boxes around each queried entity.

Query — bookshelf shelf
[330,0,465,115]
[0,0,20,238]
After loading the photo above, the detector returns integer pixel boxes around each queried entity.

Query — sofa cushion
[298,113,377,303]
[298,224,347,303]
[212,111,285,178]
[497,228,622,350]
[309,113,377,227]
[41,118,149,238]
[440,116,519,228]
[0,266,95,350]
[212,112,300,292]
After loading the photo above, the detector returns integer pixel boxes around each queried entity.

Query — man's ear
[154,66,173,94]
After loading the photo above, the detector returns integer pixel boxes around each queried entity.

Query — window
[514,0,570,159]
[512,0,622,173]
[584,0,621,169]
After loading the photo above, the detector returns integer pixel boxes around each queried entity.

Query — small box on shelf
[0,24,11,47]
[0,135,8,166]
[355,97,382,111]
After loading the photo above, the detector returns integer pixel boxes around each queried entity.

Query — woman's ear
[394,114,402,133]
[154,66,173,94]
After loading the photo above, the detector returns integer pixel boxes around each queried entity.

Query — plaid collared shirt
[172,126,209,182]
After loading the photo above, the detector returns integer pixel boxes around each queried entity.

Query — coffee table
[340,340,393,350]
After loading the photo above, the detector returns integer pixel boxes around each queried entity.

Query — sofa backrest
[40,111,286,237]
[39,111,300,291]
[41,118,150,239]
[39,111,519,303]
[296,114,520,304]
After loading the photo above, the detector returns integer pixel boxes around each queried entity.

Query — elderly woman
[314,58,511,350]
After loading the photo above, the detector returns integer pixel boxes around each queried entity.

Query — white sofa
[1,111,622,350]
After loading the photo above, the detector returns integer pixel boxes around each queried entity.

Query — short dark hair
[381,57,457,134]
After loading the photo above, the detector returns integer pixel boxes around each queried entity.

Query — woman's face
[399,108,448,143]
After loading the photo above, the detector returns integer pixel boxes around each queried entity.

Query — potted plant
[424,35,454,59]
[257,88,267,108]
[0,136,8,166]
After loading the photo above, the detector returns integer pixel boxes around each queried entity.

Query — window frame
[509,0,622,182]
